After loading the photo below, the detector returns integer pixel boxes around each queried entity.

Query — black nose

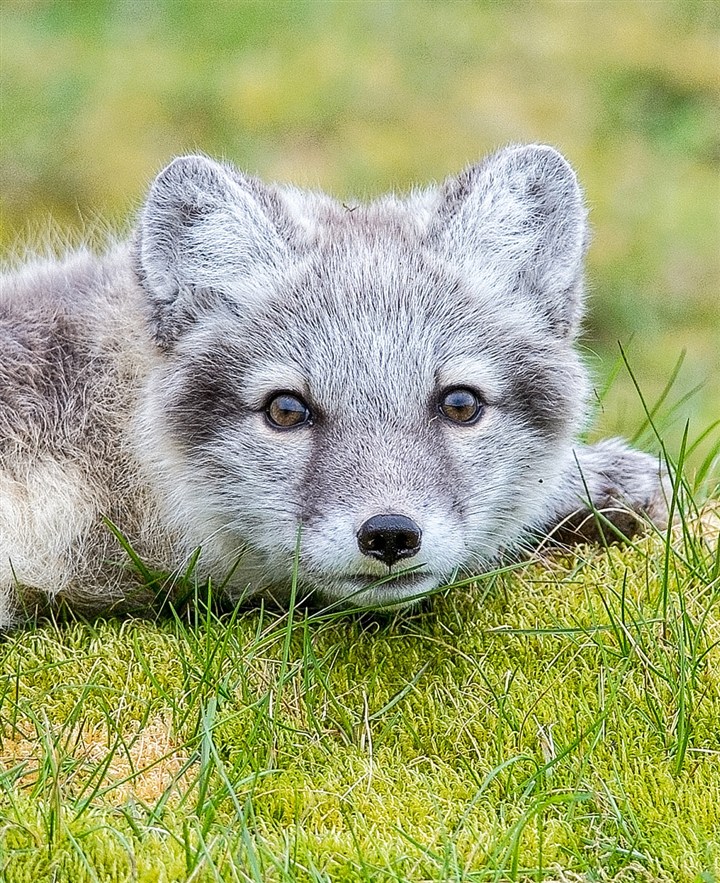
[356,514,422,567]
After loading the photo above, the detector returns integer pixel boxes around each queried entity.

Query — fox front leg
[537,438,670,546]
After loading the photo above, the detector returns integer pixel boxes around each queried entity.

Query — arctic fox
[0,144,668,628]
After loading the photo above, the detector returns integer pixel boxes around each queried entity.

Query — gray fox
[0,145,668,627]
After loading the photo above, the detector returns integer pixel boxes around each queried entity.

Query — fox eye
[438,387,484,425]
[265,392,313,430]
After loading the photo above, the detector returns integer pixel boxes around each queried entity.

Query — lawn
[1,2,719,881]
[1,506,719,881]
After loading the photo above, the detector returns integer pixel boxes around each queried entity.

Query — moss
[2,521,718,882]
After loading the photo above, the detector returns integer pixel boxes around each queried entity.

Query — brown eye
[438,387,484,425]
[265,393,312,430]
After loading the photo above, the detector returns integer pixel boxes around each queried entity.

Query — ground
[1,503,718,882]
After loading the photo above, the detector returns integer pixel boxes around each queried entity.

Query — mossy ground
[2,504,719,882]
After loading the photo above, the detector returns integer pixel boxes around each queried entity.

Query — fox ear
[431,145,587,338]
[136,154,288,345]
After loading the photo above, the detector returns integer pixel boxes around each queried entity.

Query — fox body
[0,145,667,628]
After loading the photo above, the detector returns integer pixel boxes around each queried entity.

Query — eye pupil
[266,393,312,429]
[439,388,483,424]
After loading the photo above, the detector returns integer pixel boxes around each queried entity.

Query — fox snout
[356,514,423,567]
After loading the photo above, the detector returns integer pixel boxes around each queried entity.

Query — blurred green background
[1,0,718,470]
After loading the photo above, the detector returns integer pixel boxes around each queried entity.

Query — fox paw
[547,439,670,545]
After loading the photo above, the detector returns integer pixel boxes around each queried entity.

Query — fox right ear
[136,155,288,345]
[429,145,588,339]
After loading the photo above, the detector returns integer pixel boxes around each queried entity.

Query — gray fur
[0,145,669,627]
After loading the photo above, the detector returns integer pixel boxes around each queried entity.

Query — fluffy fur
[0,145,668,627]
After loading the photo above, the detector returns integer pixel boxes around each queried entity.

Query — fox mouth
[342,571,431,586]
[331,569,440,605]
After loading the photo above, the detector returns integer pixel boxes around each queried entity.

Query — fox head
[134,145,589,607]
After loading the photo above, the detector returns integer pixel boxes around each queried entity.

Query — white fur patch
[0,460,96,597]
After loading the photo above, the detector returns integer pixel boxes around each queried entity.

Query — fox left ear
[136,154,290,346]
[430,145,588,338]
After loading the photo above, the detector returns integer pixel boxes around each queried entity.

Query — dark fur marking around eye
[165,355,246,448]
[505,355,572,438]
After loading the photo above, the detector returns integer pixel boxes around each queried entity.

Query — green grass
[2,348,718,883]
[1,497,719,881]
